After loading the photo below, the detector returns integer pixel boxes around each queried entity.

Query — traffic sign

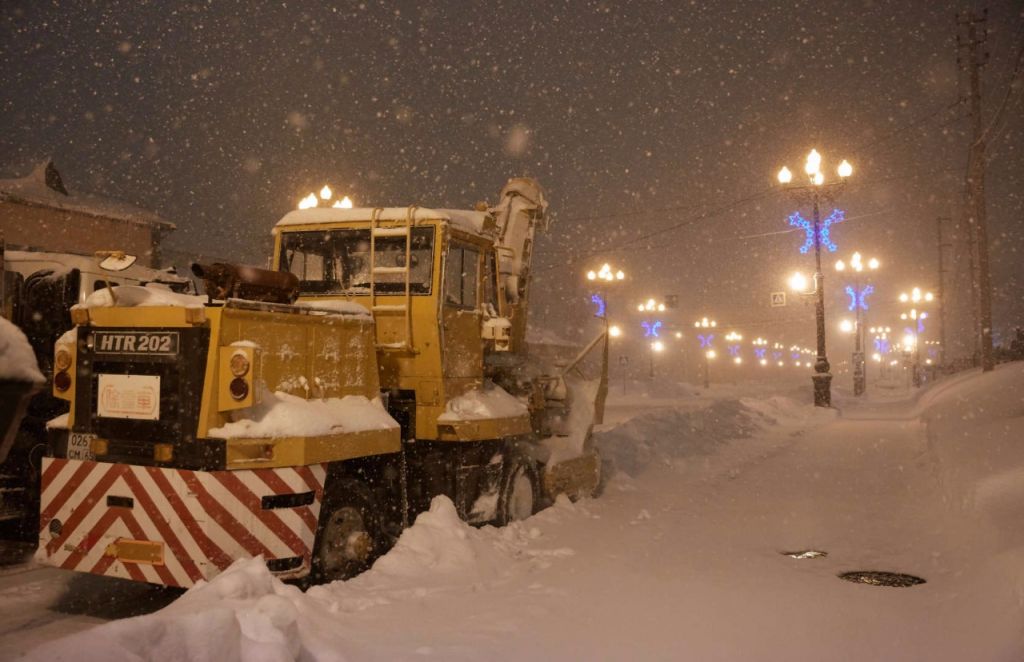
[770,292,787,307]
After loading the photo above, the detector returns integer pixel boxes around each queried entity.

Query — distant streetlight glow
[334,196,353,209]
[777,166,793,184]
[805,148,821,176]
[298,193,318,210]
[788,272,810,293]
[319,185,332,200]
[839,319,854,333]
[837,159,853,178]
[589,263,622,283]
[651,340,665,353]
[609,325,622,338]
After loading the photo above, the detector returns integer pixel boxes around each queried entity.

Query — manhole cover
[781,550,828,559]
[838,571,926,587]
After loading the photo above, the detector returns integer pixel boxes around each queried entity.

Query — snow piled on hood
[0,317,44,383]
[208,391,398,439]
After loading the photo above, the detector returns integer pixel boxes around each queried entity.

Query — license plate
[93,331,179,356]
[68,432,96,461]
[97,374,161,420]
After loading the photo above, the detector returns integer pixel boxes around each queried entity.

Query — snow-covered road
[3,367,1023,661]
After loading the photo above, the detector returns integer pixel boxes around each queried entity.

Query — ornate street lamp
[898,288,934,387]
[694,317,717,388]
[586,263,626,420]
[835,251,879,395]
[776,148,853,407]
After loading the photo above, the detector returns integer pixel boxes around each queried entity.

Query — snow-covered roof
[4,249,189,284]
[275,207,492,237]
[0,161,174,230]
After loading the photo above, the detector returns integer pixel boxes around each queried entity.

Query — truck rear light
[53,371,72,392]
[91,438,109,455]
[229,377,249,400]
[229,352,250,376]
[55,348,72,372]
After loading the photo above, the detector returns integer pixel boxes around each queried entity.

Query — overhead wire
[535,94,969,274]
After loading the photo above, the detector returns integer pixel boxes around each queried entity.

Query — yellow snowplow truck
[37,178,608,587]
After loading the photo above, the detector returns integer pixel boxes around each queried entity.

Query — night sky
[2,1,1022,363]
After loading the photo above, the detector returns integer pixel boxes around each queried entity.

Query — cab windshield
[279,227,434,296]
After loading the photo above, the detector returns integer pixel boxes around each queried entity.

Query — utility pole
[957,8,995,371]
[936,216,951,369]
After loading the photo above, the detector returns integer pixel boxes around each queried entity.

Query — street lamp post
[586,263,625,419]
[869,326,892,380]
[899,287,934,387]
[777,149,853,407]
[694,317,716,388]
[835,252,879,396]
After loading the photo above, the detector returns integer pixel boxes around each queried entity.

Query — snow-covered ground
[2,366,1024,660]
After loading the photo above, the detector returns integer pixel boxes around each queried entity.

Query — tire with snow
[311,478,384,583]
[494,454,539,526]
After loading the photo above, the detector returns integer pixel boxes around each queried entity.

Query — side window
[444,244,480,309]
[482,250,498,311]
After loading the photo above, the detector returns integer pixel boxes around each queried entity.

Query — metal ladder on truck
[368,205,417,352]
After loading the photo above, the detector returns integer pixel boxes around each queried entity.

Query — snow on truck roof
[4,249,189,283]
[275,207,492,236]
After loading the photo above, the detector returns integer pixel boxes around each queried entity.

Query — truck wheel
[495,456,539,526]
[312,480,382,583]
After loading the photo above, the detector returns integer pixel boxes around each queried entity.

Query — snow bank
[27,495,564,661]
[28,558,305,662]
[596,395,832,477]
[437,383,527,421]
[0,317,44,383]
[918,364,1024,531]
[79,282,207,309]
[209,391,398,439]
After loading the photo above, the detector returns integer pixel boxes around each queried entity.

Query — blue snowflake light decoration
[791,351,801,360]
[698,333,714,348]
[772,351,782,362]
[788,208,845,254]
[874,337,891,353]
[754,348,767,360]
[728,345,741,357]
[590,294,606,318]
[642,320,662,338]
[845,284,874,312]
